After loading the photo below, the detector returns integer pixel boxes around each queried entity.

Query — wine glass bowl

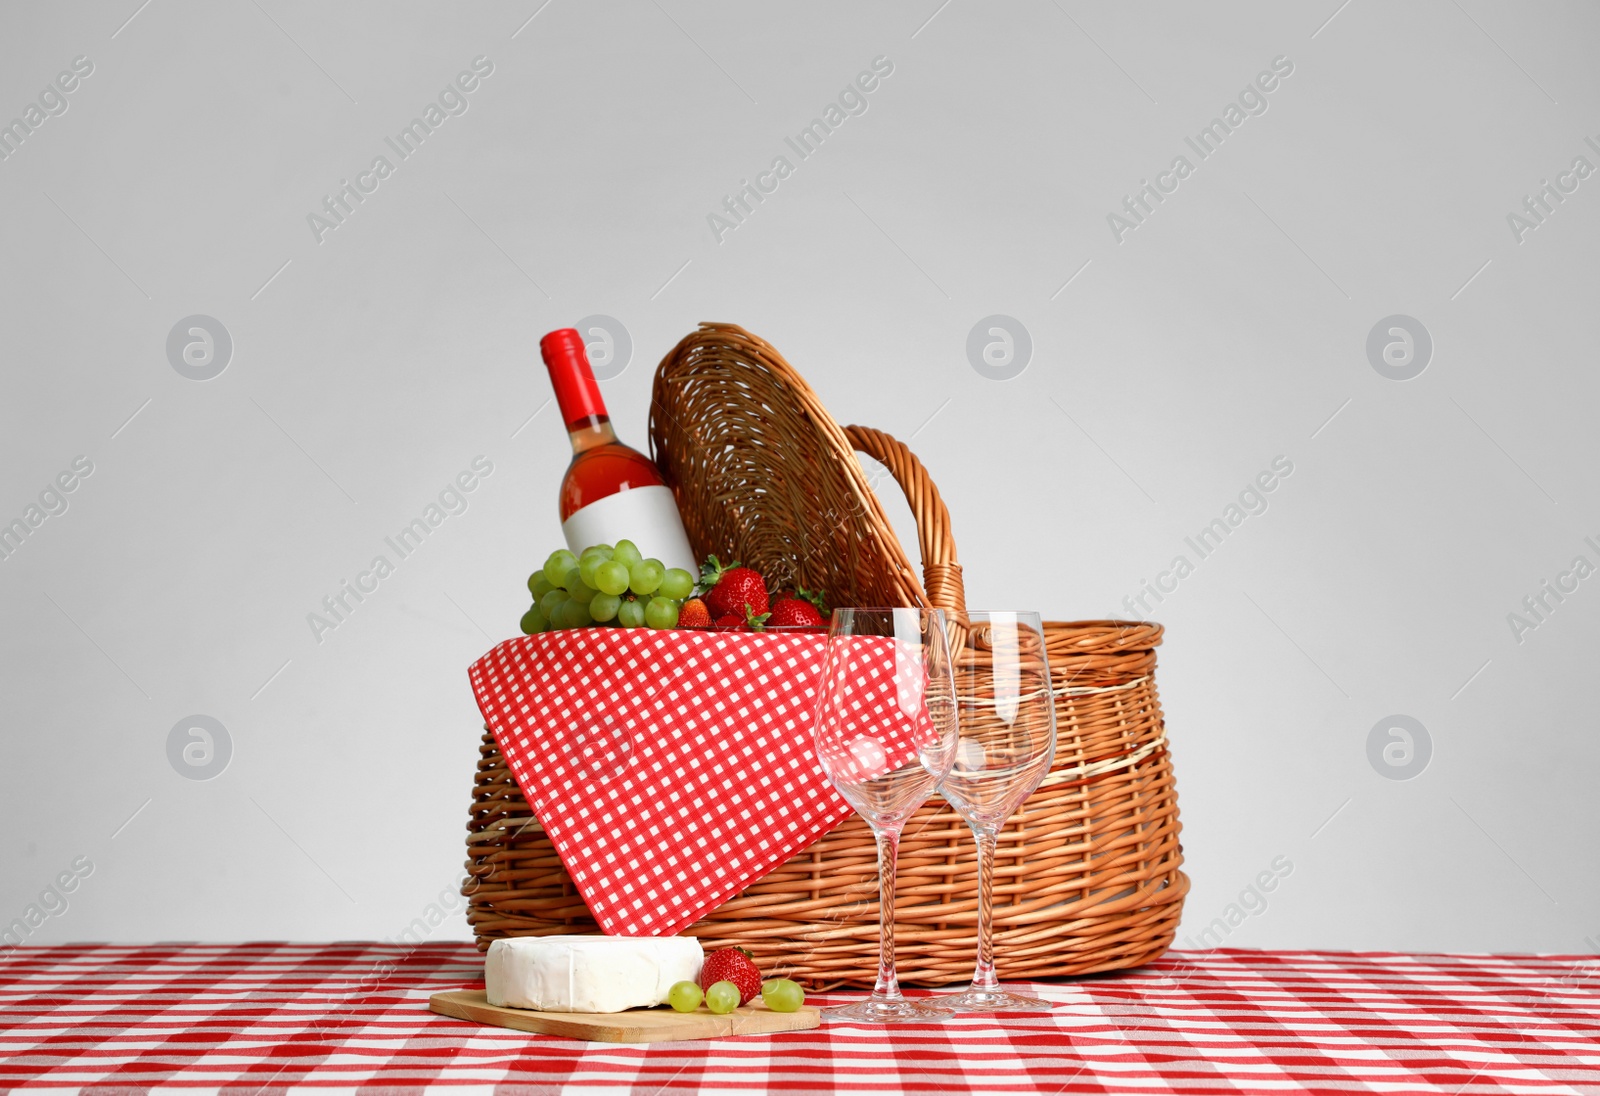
[812,607,959,1022]
[940,617,1055,829]
[935,612,1058,1012]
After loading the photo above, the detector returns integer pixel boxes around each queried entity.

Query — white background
[2,0,1596,955]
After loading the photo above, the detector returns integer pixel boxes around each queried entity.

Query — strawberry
[679,598,711,629]
[699,946,762,1005]
[700,556,770,620]
[714,612,744,629]
[767,598,823,628]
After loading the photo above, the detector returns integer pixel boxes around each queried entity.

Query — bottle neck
[567,414,619,455]
[542,328,609,429]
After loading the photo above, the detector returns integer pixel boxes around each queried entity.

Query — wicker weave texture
[462,323,1186,988]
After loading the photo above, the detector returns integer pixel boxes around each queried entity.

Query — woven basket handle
[843,425,966,617]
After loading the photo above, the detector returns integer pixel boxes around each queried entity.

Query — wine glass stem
[970,827,1000,993]
[873,825,904,1001]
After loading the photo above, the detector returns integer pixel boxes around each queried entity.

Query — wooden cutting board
[428,989,821,1043]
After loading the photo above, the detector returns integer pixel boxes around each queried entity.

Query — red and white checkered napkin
[468,629,928,937]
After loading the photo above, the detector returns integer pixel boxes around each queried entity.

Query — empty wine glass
[934,611,1057,1011]
[812,607,960,1023]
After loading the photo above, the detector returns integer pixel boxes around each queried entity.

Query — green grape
[595,560,631,597]
[581,543,614,560]
[568,582,598,605]
[611,539,642,567]
[761,978,804,1013]
[630,559,665,596]
[539,589,570,619]
[519,607,547,635]
[705,981,739,1015]
[644,596,679,630]
[556,565,585,592]
[528,572,553,599]
[658,568,694,600]
[562,599,593,628]
[616,599,647,628]
[590,592,622,622]
[542,550,577,586]
[667,980,702,1013]
[579,554,606,588]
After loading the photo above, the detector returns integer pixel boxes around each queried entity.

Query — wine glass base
[824,997,953,1023]
[930,988,1054,1013]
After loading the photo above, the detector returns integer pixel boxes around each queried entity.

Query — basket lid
[649,323,935,614]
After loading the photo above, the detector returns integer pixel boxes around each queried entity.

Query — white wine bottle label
[561,485,697,574]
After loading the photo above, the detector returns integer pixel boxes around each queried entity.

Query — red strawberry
[714,612,744,629]
[699,946,761,1005]
[679,598,711,629]
[775,586,825,610]
[700,556,769,620]
[767,598,823,628]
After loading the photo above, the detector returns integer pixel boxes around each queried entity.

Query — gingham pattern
[3,943,1598,1093]
[468,630,926,937]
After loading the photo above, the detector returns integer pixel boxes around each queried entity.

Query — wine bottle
[539,327,697,573]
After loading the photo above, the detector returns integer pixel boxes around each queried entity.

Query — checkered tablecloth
[2,943,1597,1093]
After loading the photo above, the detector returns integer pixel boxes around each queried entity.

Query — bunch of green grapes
[520,539,697,634]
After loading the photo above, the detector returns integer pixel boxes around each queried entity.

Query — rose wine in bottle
[539,327,696,573]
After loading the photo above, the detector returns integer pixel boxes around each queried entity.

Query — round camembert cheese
[485,935,705,1014]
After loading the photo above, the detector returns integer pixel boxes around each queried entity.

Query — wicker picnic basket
[462,322,1187,988]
